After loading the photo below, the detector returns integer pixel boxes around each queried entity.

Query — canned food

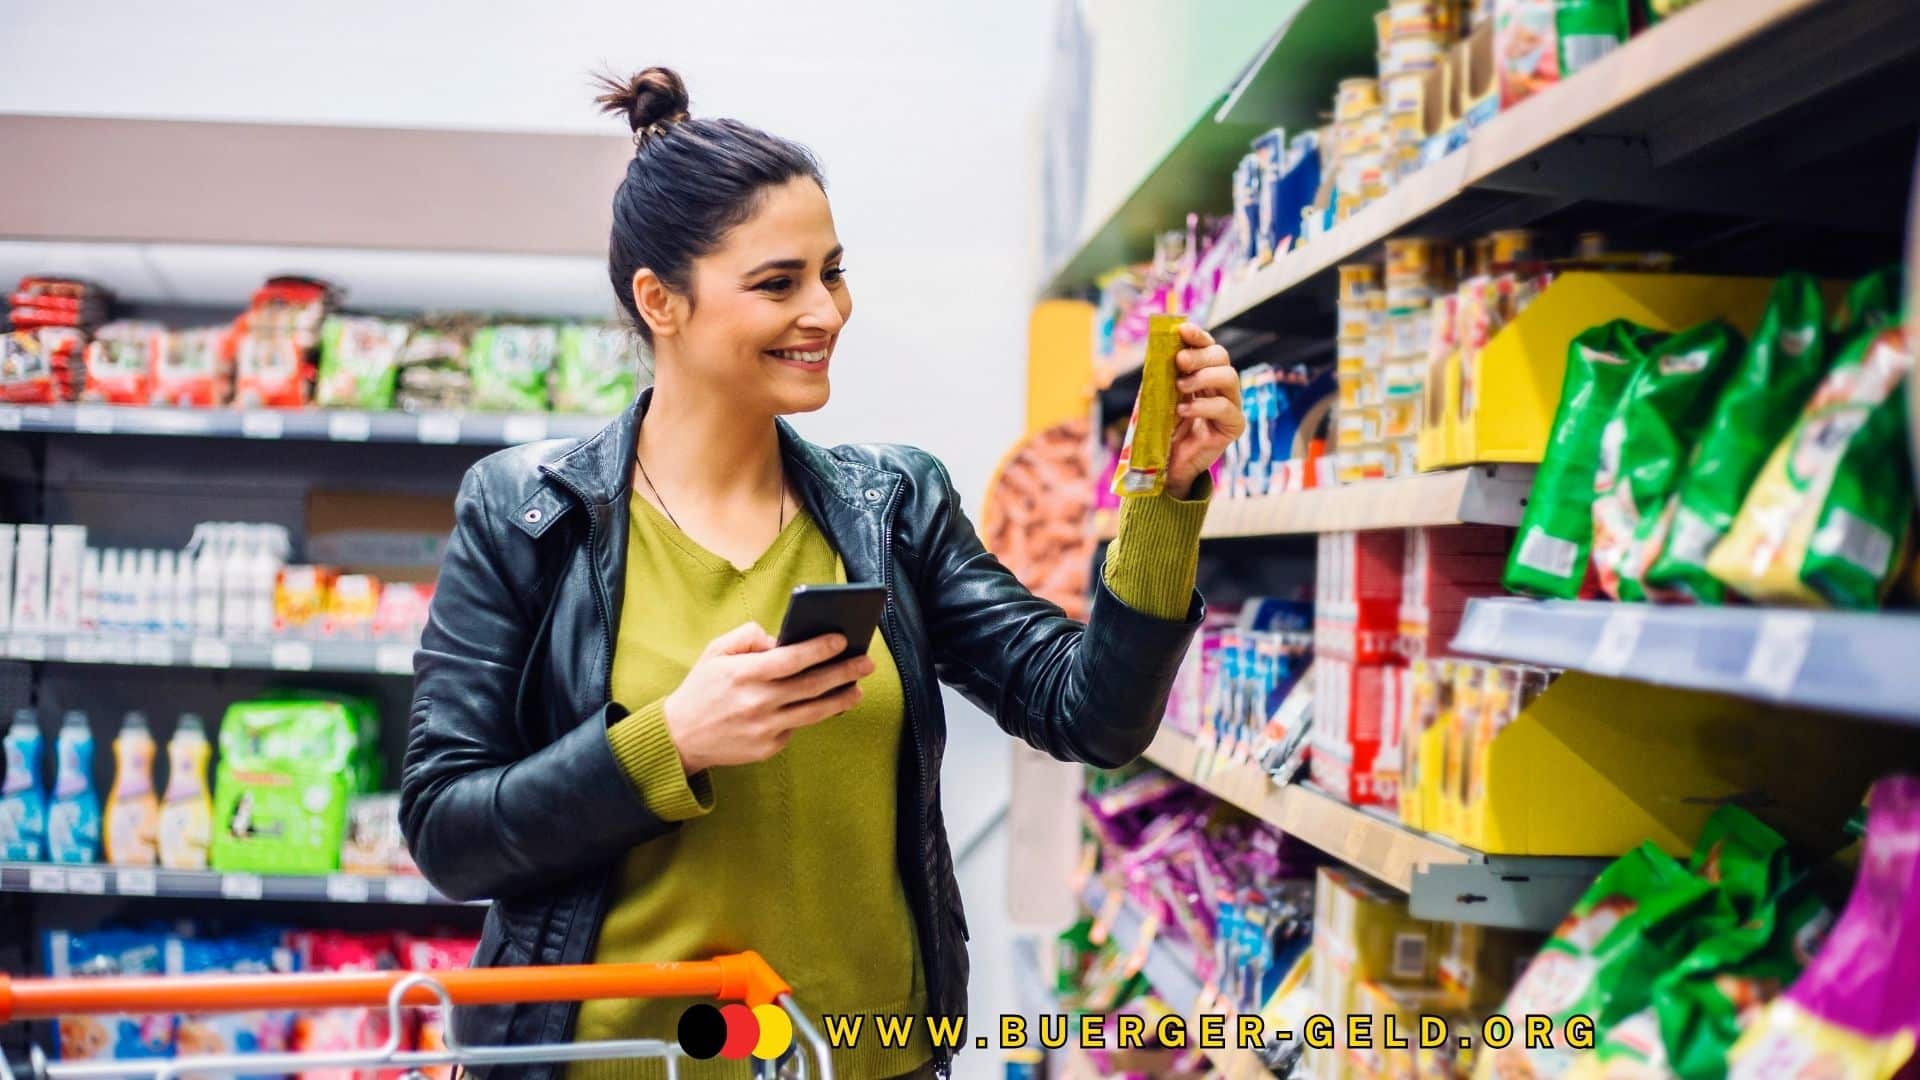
[1387,309,1435,358]
[1385,360,1426,396]
[1336,77,1382,121]
[1385,437,1421,478]
[1339,301,1375,342]
[1338,371,1364,409]
[1385,237,1448,284]
[1337,410,1368,449]
[1375,9,1395,51]
[1383,394,1420,439]
[1384,72,1429,117]
[1338,263,1381,302]
[1386,34,1449,72]
[1488,228,1544,267]
[1389,0,1452,37]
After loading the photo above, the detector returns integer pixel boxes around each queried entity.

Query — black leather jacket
[401,390,1201,1077]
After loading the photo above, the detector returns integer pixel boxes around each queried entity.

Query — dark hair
[594,67,825,343]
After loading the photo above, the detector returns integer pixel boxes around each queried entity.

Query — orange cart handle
[0,952,791,1023]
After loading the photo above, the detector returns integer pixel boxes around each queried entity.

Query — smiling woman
[399,64,1242,1080]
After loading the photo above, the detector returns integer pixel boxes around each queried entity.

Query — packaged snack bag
[291,931,401,1080]
[1496,0,1631,108]
[170,931,299,1080]
[1728,776,1920,1080]
[1112,314,1186,497]
[231,278,332,409]
[210,697,362,875]
[400,936,480,1080]
[82,322,167,405]
[1831,266,1902,341]
[1706,329,1915,609]
[1591,321,1743,600]
[1644,275,1828,603]
[468,323,558,412]
[44,928,175,1061]
[316,317,410,410]
[1505,320,1663,598]
[552,323,645,414]
[2,328,82,404]
[153,328,234,407]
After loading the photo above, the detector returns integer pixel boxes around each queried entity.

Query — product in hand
[1111,314,1186,497]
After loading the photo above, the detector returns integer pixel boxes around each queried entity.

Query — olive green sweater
[573,483,1207,1080]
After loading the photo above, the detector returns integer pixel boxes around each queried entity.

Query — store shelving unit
[1143,728,1606,931]
[1206,0,1920,332]
[1453,598,1920,725]
[1095,466,1532,542]
[0,403,608,446]
[1,632,417,677]
[0,861,465,907]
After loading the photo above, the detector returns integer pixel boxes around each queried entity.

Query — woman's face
[668,177,852,415]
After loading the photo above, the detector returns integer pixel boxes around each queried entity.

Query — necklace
[635,452,785,537]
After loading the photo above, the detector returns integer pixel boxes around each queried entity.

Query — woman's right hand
[662,622,875,774]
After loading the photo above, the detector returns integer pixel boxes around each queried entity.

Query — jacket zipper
[878,483,947,1072]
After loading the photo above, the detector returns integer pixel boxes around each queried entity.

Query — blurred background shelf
[0,403,609,447]
[0,862,465,907]
[1094,466,1533,542]
[2,632,417,677]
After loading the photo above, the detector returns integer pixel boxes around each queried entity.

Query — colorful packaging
[291,931,400,1080]
[47,711,101,864]
[231,278,332,409]
[2,708,47,861]
[342,793,405,875]
[159,716,214,870]
[1831,266,1903,341]
[104,712,159,867]
[153,328,233,407]
[1706,329,1915,609]
[468,323,559,412]
[210,698,363,875]
[1591,321,1743,600]
[1505,320,1663,598]
[45,928,174,1061]
[316,317,410,410]
[401,935,481,1080]
[83,322,167,405]
[1495,0,1631,108]
[1643,275,1828,603]
[1112,314,1186,497]
[170,931,299,1080]
[552,323,644,414]
[1729,776,1920,1080]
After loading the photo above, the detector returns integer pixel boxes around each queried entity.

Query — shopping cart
[0,953,831,1080]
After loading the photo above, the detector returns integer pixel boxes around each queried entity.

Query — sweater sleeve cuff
[606,699,714,822]
[1102,472,1211,620]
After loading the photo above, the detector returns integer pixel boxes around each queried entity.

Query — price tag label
[241,412,285,440]
[73,406,115,434]
[1745,613,1814,700]
[220,873,265,901]
[417,414,462,445]
[133,636,174,666]
[1586,608,1645,676]
[1089,890,1125,947]
[326,875,373,903]
[502,415,548,445]
[0,406,21,430]
[385,877,432,905]
[28,867,67,893]
[64,637,102,663]
[190,639,234,669]
[8,635,46,661]
[374,643,415,676]
[117,869,158,896]
[270,641,314,671]
[68,868,107,894]
[327,412,373,442]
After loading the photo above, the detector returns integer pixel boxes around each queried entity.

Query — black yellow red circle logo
[678,1003,794,1061]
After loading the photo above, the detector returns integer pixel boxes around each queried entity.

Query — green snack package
[1832,265,1903,340]
[1643,275,1828,604]
[1591,321,1745,600]
[469,323,559,412]
[315,316,410,410]
[1707,330,1915,609]
[1504,320,1665,598]
[552,324,645,414]
[1485,844,1730,1077]
[209,698,362,874]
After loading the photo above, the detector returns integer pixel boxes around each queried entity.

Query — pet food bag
[44,928,175,1061]
[316,317,411,410]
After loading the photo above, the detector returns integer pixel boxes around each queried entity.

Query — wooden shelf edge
[1092,467,1531,542]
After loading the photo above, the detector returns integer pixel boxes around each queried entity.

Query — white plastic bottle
[222,524,253,639]
[194,528,223,635]
[79,549,102,632]
[251,526,286,638]
[135,550,159,633]
[99,550,122,633]
[170,549,194,635]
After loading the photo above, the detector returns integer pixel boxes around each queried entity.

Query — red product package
[400,936,480,1080]
[2,328,87,404]
[290,932,402,1080]
[83,322,167,405]
[373,583,434,641]
[231,277,334,409]
[1312,658,1399,808]
[153,327,235,407]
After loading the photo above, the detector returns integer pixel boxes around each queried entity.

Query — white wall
[1,3,1048,1074]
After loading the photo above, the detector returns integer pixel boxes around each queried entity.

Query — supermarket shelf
[1,631,417,677]
[1453,598,1920,725]
[0,862,467,907]
[0,403,609,446]
[1093,466,1533,542]
[1208,0,1920,330]
[1142,727,1603,931]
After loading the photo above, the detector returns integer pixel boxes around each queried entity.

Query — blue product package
[1253,128,1288,260]
[1240,366,1274,497]
[2,711,46,860]
[169,932,298,1080]
[1276,132,1322,253]
[1233,155,1262,264]
[45,928,175,1060]
[47,712,100,864]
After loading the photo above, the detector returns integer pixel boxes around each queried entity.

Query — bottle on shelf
[78,549,101,632]
[134,550,159,634]
[222,524,252,638]
[158,714,212,870]
[47,711,100,864]
[170,548,194,635]
[1,709,47,861]
[106,711,159,867]
[191,525,222,636]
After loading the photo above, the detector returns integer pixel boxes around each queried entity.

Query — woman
[399,67,1244,1080]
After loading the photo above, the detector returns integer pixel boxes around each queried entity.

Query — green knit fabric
[578,482,1208,1079]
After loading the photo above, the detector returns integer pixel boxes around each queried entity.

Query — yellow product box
[1436,923,1538,1010]
[1339,264,1381,303]
[1349,981,1455,1080]
[1338,373,1365,410]
[1337,410,1368,450]
[1358,368,1385,409]
[1382,393,1420,440]
[1339,301,1375,343]
[1385,437,1421,478]
[1313,866,1441,989]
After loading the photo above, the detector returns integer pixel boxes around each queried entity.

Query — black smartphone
[776,583,886,665]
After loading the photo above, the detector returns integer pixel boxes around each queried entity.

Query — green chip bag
[469,323,559,412]
[315,316,410,410]
[1592,321,1745,600]
[1505,320,1665,599]
[552,324,645,414]
[1832,265,1903,341]
[1643,275,1828,604]
[1707,329,1916,609]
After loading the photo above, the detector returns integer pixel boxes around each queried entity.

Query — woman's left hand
[1165,322,1245,499]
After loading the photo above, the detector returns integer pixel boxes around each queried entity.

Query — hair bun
[594,67,691,143]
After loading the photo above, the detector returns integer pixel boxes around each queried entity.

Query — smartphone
[776,583,886,665]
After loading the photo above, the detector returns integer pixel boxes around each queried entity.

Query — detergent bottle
[158,714,213,870]
[1,709,46,861]
[105,712,159,866]
[47,711,100,863]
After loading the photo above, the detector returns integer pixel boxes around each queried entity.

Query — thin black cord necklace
[635,451,785,536]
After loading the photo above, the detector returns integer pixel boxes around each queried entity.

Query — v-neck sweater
[572,482,1208,1080]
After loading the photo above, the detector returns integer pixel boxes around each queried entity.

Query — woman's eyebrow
[742,246,843,277]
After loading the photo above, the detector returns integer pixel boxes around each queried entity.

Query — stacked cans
[1334,264,1386,484]
[1382,237,1455,477]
